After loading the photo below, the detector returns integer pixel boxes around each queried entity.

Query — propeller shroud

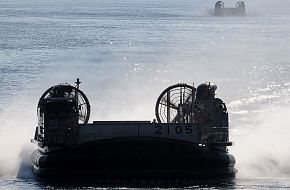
[155,84,196,124]
[38,84,90,124]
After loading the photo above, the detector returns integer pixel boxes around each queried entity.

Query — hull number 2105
[154,125,193,135]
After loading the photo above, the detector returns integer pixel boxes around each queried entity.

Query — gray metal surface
[78,122,201,144]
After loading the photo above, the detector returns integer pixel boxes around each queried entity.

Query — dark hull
[32,137,236,181]
[215,8,245,16]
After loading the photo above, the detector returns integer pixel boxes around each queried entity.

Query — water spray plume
[233,106,290,179]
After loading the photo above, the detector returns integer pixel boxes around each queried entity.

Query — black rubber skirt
[32,137,236,181]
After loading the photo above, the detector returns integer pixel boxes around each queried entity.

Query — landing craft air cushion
[31,79,236,184]
[215,1,246,16]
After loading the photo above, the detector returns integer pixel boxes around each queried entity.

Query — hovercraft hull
[215,8,245,16]
[32,137,236,179]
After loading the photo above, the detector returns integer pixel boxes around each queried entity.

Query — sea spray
[16,143,35,179]
[231,106,290,178]
[0,101,36,178]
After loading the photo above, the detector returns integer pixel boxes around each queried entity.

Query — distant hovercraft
[215,1,246,16]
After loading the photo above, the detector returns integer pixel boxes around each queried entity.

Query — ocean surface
[1,0,290,189]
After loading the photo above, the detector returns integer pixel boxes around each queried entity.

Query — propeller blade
[160,98,178,109]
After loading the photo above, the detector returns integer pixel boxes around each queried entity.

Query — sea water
[1,0,290,189]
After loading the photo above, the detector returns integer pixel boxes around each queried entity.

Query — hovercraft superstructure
[215,1,245,16]
[31,79,236,183]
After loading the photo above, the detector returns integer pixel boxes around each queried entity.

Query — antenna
[191,82,195,122]
[75,78,81,89]
[75,78,81,123]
